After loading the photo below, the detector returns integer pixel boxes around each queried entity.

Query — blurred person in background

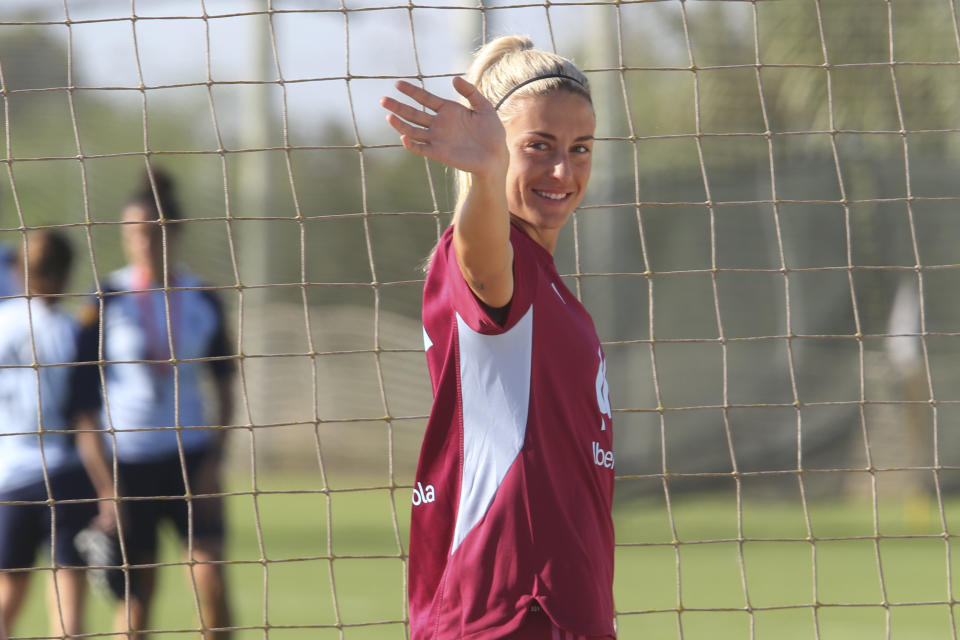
[0,240,20,299]
[0,229,114,638]
[78,168,235,640]
[381,35,615,639]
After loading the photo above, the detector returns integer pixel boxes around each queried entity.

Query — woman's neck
[132,263,172,286]
[509,215,558,255]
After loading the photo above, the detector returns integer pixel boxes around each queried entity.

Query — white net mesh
[1,0,960,638]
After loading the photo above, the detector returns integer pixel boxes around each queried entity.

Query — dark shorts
[0,467,97,569]
[117,448,224,564]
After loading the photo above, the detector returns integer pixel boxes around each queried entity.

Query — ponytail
[424,36,591,272]
[453,36,591,218]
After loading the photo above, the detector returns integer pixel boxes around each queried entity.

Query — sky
[0,0,636,147]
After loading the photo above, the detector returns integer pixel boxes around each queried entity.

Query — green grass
[10,475,960,639]
[613,485,960,639]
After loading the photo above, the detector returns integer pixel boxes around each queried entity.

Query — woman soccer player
[78,169,234,640]
[381,36,616,639]
[0,230,114,638]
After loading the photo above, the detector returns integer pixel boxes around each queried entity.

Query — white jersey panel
[452,306,533,553]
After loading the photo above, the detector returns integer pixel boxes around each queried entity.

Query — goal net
[1,0,959,638]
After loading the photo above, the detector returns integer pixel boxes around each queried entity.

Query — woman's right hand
[380,77,508,177]
[94,498,119,536]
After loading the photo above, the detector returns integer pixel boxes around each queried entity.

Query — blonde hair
[454,35,591,209]
[421,36,592,272]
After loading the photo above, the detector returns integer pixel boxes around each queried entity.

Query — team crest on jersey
[595,347,611,430]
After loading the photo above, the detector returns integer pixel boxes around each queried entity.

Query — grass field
[9,473,960,639]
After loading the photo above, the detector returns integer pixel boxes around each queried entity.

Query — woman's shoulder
[99,266,208,290]
[0,298,28,334]
[100,265,133,292]
[425,226,456,278]
[0,296,25,313]
[0,298,76,355]
[173,268,206,288]
[0,297,70,325]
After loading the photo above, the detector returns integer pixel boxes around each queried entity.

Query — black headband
[494,73,586,110]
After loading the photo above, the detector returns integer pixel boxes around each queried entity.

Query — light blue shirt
[88,266,231,462]
[0,299,83,491]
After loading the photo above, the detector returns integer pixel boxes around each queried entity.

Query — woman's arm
[73,410,118,534]
[381,78,513,308]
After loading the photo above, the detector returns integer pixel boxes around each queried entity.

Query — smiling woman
[380,36,615,640]
[502,91,596,254]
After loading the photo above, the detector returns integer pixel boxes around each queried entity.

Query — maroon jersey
[411,224,616,639]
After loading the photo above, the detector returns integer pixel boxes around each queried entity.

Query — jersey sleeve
[436,225,538,335]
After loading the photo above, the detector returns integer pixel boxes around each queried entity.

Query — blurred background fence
[3,0,960,637]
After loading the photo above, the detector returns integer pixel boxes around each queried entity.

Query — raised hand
[380,77,508,177]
